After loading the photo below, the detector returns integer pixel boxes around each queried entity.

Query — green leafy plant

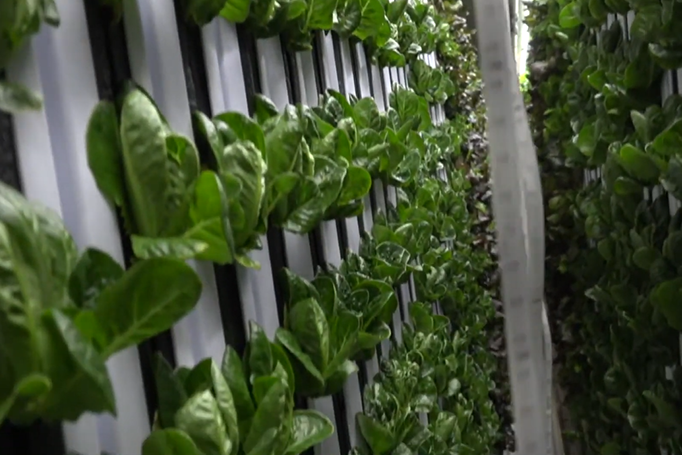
[0,0,59,113]
[86,86,235,265]
[0,181,203,425]
[145,321,334,455]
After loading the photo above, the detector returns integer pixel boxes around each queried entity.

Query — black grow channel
[84,0,176,427]
[0,75,66,455]
[172,0,248,357]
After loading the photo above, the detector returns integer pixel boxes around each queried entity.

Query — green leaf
[94,257,202,356]
[334,0,361,37]
[351,0,387,42]
[247,321,274,379]
[559,2,581,28]
[220,0,251,22]
[0,80,42,114]
[650,278,682,331]
[153,354,188,429]
[286,410,334,455]
[356,413,395,455]
[254,95,280,124]
[175,390,231,455]
[244,379,288,454]
[119,89,171,237]
[211,362,240,455]
[618,144,660,184]
[303,0,337,29]
[221,346,256,436]
[39,310,116,420]
[214,112,265,153]
[131,235,210,260]
[274,328,325,389]
[142,429,202,455]
[288,298,329,372]
[386,0,407,22]
[68,249,122,309]
[86,101,127,214]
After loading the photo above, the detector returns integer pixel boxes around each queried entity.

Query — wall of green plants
[0,1,511,454]
[527,0,682,453]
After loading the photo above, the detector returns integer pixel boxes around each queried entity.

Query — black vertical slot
[311,36,352,455]
[0,75,66,455]
[172,2,249,356]
[331,33,347,94]
[348,38,363,97]
[84,0,176,427]
[673,70,679,95]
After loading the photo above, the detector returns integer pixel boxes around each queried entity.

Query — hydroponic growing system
[5,0,655,454]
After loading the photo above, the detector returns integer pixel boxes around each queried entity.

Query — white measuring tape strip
[472,0,551,454]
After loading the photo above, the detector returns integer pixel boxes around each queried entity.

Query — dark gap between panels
[0,72,66,455]
[348,38,363,97]
[84,0,175,427]
[331,32,347,94]
[172,0,248,356]
[672,70,679,95]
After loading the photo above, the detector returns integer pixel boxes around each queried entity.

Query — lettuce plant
[145,321,333,455]
[0,182,203,425]
[86,86,235,265]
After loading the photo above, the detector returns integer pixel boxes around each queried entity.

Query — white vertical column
[35,1,148,453]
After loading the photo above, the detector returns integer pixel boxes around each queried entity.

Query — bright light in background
[515,0,530,77]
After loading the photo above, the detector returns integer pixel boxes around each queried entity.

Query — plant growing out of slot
[144,321,334,455]
[86,85,236,265]
[0,182,203,425]
[0,0,59,113]
[274,268,362,397]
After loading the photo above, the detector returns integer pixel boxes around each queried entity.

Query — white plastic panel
[340,39,357,97]
[257,36,290,108]
[297,50,319,106]
[35,1,149,453]
[124,0,226,369]
[320,32,340,91]
[7,42,61,215]
[202,19,280,339]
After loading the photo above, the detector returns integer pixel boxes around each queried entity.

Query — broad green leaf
[142,429,202,455]
[154,354,188,429]
[274,328,325,390]
[184,0,228,25]
[333,0,361,37]
[618,144,659,184]
[351,0,387,42]
[220,0,251,22]
[254,95,279,124]
[356,414,395,455]
[68,248,123,310]
[175,390,231,455]
[211,362,240,455]
[244,379,288,454]
[248,321,274,379]
[286,410,334,455]
[86,101,126,212]
[386,0,407,22]
[39,310,116,420]
[650,278,682,331]
[214,112,266,153]
[131,235,209,260]
[94,257,202,356]
[288,298,329,372]
[119,89,170,237]
[559,2,581,28]
[221,346,255,435]
[303,0,337,29]
[0,80,42,113]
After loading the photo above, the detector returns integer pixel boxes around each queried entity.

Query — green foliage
[0,0,60,113]
[527,0,682,453]
[0,182,203,425]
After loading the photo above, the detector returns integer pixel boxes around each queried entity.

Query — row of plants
[1,3,512,455]
[527,0,682,453]
[1,86,510,455]
[0,0,455,115]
